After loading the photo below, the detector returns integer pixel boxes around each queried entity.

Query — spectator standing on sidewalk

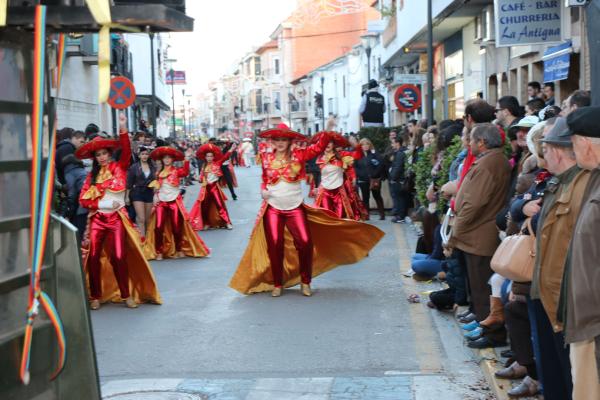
[388,137,408,223]
[527,81,542,100]
[447,123,511,347]
[543,83,556,106]
[496,96,522,132]
[559,106,600,400]
[528,117,590,400]
[359,79,385,128]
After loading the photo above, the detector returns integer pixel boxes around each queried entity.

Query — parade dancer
[77,114,161,310]
[313,131,363,220]
[229,125,385,297]
[144,147,210,260]
[189,143,234,231]
[219,141,238,200]
[344,163,369,221]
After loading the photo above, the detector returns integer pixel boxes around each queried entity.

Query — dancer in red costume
[312,131,363,220]
[144,147,210,260]
[229,125,385,297]
[189,143,234,231]
[77,113,161,310]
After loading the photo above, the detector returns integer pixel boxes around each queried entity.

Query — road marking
[392,224,443,374]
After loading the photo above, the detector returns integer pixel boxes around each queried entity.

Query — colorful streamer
[19,5,67,385]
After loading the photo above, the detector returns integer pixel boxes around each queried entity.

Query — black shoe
[458,313,477,324]
[233,195,238,201]
[500,349,515,359]
[467,336,506,349]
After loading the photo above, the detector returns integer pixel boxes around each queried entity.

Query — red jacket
[79,132,131,210]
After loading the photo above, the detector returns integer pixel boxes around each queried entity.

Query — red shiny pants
[318,187,347,219]
[203,183,232,225]
[155,200,183,254]
[263,205,313,287]
[88,211,130,299]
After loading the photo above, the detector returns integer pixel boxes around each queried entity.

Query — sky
[166,0,297,97]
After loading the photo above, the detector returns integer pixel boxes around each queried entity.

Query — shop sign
[392,73,426,85]
[494,0,563,47]
[543,40,572,82]
[394,84,422,113]
[166,70,186,85]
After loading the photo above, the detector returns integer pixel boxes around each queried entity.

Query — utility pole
[148,31,157,136]
[182,89,186,137]
[426,0,434,126]
[320,76,325,130]
[169,68,176,137]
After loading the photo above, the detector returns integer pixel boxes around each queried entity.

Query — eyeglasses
[495,108,504,113]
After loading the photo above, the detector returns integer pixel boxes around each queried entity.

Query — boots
[480,296,505,328]
[376,198,385,220]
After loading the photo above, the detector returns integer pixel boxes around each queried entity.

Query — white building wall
[462,21,483,101]
[57,53,111,131]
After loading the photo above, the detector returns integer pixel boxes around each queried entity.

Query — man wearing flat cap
[527,117,590,399]
[558,106,600,400]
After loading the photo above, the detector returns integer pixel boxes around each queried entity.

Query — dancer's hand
[261,190,270,200]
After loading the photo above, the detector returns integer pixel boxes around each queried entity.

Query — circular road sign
[394,84,422,113]
[108,76,136,109]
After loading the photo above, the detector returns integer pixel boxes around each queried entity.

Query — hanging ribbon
[0,0,7,26]
[85,0,112,103]
[19,6,67,385]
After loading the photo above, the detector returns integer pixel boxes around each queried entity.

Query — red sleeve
[177,160,190,177]
[261,157,268,191]
[78,174,99,210]
[117,130,132,170]
[340,146,362,161]
[299,133,329,161]
[216,150,233,166]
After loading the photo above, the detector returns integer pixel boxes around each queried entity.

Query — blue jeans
[389,181,409,219]
[411,253,443,277]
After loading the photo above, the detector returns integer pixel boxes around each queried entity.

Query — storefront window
[448,80,465,119]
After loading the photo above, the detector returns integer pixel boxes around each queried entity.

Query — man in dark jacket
[56,128,85,184]
[62,154,88,243]
[388,138,408,223]
[559,106,600,399]
[359,79,385,127]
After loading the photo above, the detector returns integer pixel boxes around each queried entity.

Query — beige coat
[449,148,511,256]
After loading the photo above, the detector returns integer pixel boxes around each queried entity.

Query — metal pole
[320,76,325,130]
[149,32,157,136]
[426,0,434,126]
[366,47,372,82]
[170,69,176,137]
[182,89,186,137]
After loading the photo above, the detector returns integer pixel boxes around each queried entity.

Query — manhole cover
[106,391,206,400]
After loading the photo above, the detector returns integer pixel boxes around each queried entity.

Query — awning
[135,95,171,111]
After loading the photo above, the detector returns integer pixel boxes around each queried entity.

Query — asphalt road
[93,166,491,400]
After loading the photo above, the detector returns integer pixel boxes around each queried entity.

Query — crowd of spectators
[377,85,598,399]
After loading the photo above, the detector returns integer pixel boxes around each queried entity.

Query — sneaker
[392,217,406,224]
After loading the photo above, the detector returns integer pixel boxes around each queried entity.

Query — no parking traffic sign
[108,76,136,109]
[394,84,422,113]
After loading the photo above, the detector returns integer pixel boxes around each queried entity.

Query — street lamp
[360,33,378,82]
[426,0,434,126]
[148,31,157,136]
[166,57,178,137]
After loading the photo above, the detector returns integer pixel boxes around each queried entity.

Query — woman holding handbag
[354,138,385,220]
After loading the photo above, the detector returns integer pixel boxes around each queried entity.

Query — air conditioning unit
[566,0,589,6]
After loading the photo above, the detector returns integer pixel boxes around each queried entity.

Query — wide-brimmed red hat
[196,143,222,160]
[150,146,185,161]
[75,136,121,160]
[312,131,350,148]
[259,123,306,141]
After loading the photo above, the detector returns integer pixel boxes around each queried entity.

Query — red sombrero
[196,143,223,160]
[259,123,306,141]
[75,136,121,160]
[150,146,185,161]
[312,131,350,148]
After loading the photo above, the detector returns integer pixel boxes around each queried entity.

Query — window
[254,56,261,76]
[273,58,280,75]
[273,91,281,110]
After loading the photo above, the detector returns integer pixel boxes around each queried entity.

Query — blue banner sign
[494,0,563,47]
[543,41,572,82]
